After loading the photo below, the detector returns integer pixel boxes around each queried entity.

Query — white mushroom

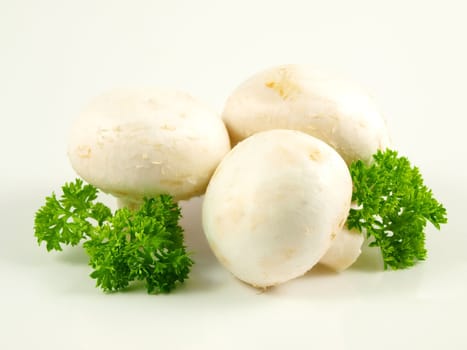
[202,129,352,288]
[222,64,391,165]
[68,88,231,208]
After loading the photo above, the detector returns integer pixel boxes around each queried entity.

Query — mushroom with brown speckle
[222,64,391,165]
[68,88,231,209]
[202,129,352,288]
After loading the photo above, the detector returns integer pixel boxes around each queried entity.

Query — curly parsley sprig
[347,149,447,270]
[34,179,193,294]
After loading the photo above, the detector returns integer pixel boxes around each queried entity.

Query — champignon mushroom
[68,88,231,209]
[202,129,352,288]
[222,64,391,165]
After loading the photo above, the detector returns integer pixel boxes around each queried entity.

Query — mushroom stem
[117,197,144,211]
[319,226,364,271]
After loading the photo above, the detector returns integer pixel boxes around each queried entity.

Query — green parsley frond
[34,179,111,251]
[34,179,192,293]
[347,149,448,269]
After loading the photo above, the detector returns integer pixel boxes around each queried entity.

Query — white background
[1,0,466,349]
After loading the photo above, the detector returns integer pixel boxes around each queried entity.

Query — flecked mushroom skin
[222,64,391,165]
[68,88,231,208]
[202,129,352,288]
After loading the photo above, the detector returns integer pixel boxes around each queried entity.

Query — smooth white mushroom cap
[319,226,364,272]
[202,129,352,288]
[222,64,391,165]
[68,88,231,204]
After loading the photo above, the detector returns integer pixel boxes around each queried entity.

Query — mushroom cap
[68,88,231,202]
[222,64,391,165]
[202,129,352,288]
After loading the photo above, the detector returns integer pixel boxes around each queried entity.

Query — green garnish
[347,149,447,270]
[34,179,193,294]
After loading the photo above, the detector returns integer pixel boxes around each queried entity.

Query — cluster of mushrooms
[68,64,391,288]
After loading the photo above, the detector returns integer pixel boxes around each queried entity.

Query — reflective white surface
[1,1,466,349]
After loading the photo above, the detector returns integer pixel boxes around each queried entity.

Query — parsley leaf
[84,196,193,294]
[34,179,111,251]
[347,149,448,269]
[34,179,192,293]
